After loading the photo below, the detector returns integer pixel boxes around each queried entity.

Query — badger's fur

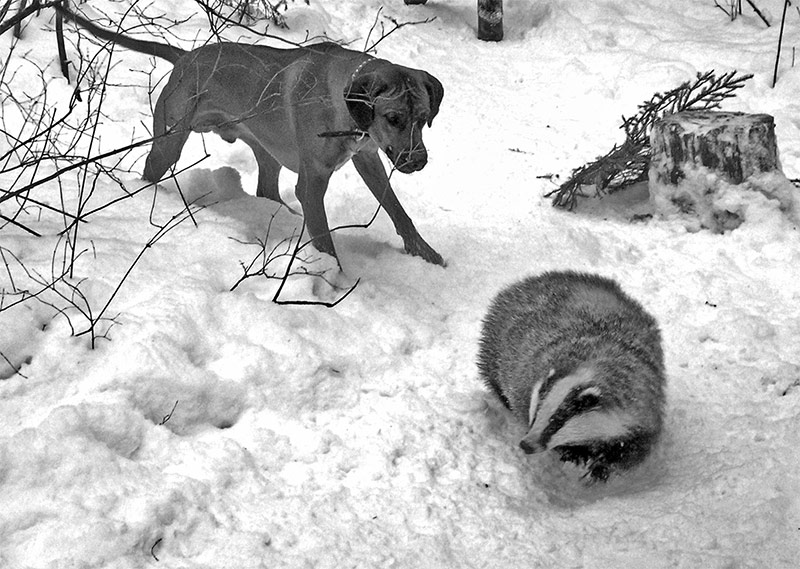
[477,270,666,482]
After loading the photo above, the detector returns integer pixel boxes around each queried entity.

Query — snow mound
[649,166,800,232]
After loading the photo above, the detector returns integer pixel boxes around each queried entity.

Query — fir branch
[547,70,753,210]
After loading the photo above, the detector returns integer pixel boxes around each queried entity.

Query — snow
[649,166,799,232]
[1,0,799,567]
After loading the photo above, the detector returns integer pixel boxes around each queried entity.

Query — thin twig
[151,537,162,562]
[363,8,436,53]
[0,350,28,379]
[269,221,361,308]
[159,401,179,425]
[715,1,733,18]
[773,0,790,87]
[191,0,313,47]
[75,202,206,343]
[745,0,771,26]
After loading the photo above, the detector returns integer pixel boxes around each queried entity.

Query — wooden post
[478,0,503,42]
[649,111,795,232]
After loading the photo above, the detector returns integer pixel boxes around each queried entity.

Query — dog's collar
[349,58,375,84]
[316,58,376,140]
[317,130,368,140]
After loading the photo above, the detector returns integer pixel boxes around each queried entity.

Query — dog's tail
[56,4,186,64]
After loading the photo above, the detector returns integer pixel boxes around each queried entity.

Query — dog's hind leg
[143,93,193,183]
[247,142,299,214]
[250,144,281,201]
[352,151,444,266]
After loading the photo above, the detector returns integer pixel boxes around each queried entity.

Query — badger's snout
[519,436,546,455]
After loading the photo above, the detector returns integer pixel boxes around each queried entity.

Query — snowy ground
[1,0,799,567]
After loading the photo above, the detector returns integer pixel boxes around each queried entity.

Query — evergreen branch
[547,70,752,210]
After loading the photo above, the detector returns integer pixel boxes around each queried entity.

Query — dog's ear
[344,74,378,131]
[422,72,444,127]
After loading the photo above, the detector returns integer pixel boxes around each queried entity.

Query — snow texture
[649,166,800,232]
[1,0,799,568]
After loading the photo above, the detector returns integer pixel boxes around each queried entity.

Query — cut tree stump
[649,111,797,232]
[478,0,503,41]
[651,111,778,185]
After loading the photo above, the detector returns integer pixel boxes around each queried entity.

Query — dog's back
[59,4,445,267]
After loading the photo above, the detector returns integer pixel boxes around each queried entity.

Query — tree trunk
[478,0,503,42]
[649,111,796,232]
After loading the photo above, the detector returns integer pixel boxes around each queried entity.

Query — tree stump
[478,0,503,42]
[651,111,778,185]
[649,111,797,232]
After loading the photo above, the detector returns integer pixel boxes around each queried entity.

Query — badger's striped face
[520,366,631,456]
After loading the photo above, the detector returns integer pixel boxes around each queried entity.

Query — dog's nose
[399,149,427,172]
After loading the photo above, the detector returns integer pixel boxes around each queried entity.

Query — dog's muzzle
[389,146,428,173]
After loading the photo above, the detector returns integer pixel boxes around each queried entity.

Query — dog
[57,6,445,267]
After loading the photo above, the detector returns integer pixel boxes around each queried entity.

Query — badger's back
[478,271,661,406]
[477,270,666,481]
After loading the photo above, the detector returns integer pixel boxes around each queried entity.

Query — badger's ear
[422,72,444,127]
[344,74,377,131]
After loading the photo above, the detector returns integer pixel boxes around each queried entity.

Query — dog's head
[345,61,443,174]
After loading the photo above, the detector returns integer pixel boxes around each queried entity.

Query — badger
[477,270,666,482]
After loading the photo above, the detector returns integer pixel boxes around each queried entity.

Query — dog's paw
[311,269,358,303]
[405,237,446,267]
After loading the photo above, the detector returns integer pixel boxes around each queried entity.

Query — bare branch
[191,0,318,47]
[363,7,436,54]
[0,0,64,38]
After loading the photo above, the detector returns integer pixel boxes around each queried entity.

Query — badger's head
[519,366,658,482]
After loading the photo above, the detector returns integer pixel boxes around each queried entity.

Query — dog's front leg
[352,151,445,267]
[296,165,339,264]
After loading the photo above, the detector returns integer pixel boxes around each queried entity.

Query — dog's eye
[385,113,403,127]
